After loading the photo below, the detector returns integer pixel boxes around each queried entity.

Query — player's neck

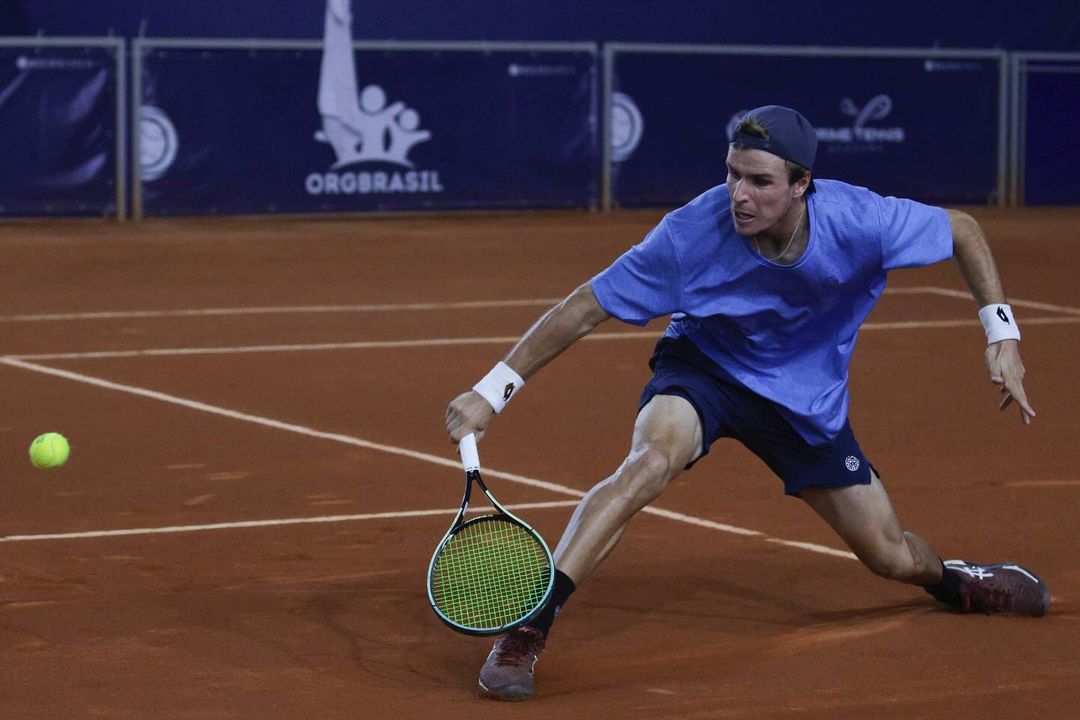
[754,199,807,263]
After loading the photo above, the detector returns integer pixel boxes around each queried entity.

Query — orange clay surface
[1,208,1078,719]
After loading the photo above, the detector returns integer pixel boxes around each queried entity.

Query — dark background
[1,1,1078,51]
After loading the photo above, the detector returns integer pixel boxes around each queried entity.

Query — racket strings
[432,517,551,630]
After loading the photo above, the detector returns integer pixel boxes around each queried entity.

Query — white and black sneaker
[938,560,1051,617]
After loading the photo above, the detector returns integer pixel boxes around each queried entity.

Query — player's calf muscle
[859,542,917,580]
[857,531,939,584]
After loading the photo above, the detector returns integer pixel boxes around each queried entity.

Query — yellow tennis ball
[29,432,70,469]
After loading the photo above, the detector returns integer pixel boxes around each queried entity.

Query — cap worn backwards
[731,105,817,171]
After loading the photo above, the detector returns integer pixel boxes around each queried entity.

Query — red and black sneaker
[944,560,1051,617]
[477,626,546,701]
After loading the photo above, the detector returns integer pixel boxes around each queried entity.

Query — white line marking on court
[0,298,562,323]
[7,332,649,360]
[0,501,581,543]
[0,357,577,496]
[10,316,1080,362]
[765,538,857,560]
[2,286,1076,324]
[1001,479,1080,488]
[0,357,856,560]
[887,286,1080,316]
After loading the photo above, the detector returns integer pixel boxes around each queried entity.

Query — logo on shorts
[844,456,860,472]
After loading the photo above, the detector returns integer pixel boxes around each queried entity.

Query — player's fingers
[1011,390,1036,421]
[998,392,1013,411]
[1003,380,1036,422]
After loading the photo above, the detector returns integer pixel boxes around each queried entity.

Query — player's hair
[731,116,816,195]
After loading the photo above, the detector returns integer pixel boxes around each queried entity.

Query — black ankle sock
[922,560,962,605]
[526,569,576,637]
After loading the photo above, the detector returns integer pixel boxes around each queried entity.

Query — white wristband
[979,303,1021,344]
[472,361,525,414]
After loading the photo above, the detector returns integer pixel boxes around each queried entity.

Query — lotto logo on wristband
[474,362,526,413]
[979,303,1020,344]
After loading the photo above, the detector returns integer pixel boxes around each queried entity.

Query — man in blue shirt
[445,105,1048,701]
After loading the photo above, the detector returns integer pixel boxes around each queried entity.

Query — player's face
[725,147,800,237]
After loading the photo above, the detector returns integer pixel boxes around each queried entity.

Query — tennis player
[444,105,1050,701]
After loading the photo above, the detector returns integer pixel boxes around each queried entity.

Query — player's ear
[792,171,811,199]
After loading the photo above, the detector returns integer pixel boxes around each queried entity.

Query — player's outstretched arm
[947,209,1036,425]
[445,282,611,442]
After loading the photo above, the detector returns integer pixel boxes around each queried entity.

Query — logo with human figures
[305,0,443,196]
[315,83,430,169]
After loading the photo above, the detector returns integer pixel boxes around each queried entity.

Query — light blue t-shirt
[590,179,953,445]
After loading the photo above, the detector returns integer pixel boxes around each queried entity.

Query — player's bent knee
[613,447,673,507]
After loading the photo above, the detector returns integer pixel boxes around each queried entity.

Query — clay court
[1,207,1078,718]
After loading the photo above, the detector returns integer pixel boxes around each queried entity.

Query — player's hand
[984,340,1036,425]
[445,390,496,443]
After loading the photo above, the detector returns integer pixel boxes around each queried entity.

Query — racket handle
[459,433,480,473]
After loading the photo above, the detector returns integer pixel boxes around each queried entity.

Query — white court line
[0,298,562,323]
[8,332,646,360]
[10,316,1080,362]
[0,501,581,543]
[888,286,1080,316]
[0,356,855,560]
[3,286,1078,324]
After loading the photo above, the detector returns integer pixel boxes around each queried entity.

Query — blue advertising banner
[1022,64,1080,205]
[609,48,1003,208]
[137,41,598,216]
[0,44,120,217]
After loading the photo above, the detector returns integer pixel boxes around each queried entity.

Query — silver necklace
[754,205,804,262]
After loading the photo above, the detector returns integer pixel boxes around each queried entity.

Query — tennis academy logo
[815,95,906,154]
[305,0,443,197]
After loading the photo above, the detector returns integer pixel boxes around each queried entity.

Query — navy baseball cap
[731,105,817,170]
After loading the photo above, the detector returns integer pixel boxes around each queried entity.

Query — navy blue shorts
[639,336,875,496]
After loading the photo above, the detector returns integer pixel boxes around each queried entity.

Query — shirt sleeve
[589,218,682,326]
[876,195,954,271]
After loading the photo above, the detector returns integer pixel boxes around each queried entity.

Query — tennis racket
[427,433,554,635]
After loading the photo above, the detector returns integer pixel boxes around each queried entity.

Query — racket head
[427,514,555,635]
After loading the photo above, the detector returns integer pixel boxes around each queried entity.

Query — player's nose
[731,178,749,203]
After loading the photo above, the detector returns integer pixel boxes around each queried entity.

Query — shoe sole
[478,680,532,701]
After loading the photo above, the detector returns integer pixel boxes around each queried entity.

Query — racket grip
[459,433,480,473]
